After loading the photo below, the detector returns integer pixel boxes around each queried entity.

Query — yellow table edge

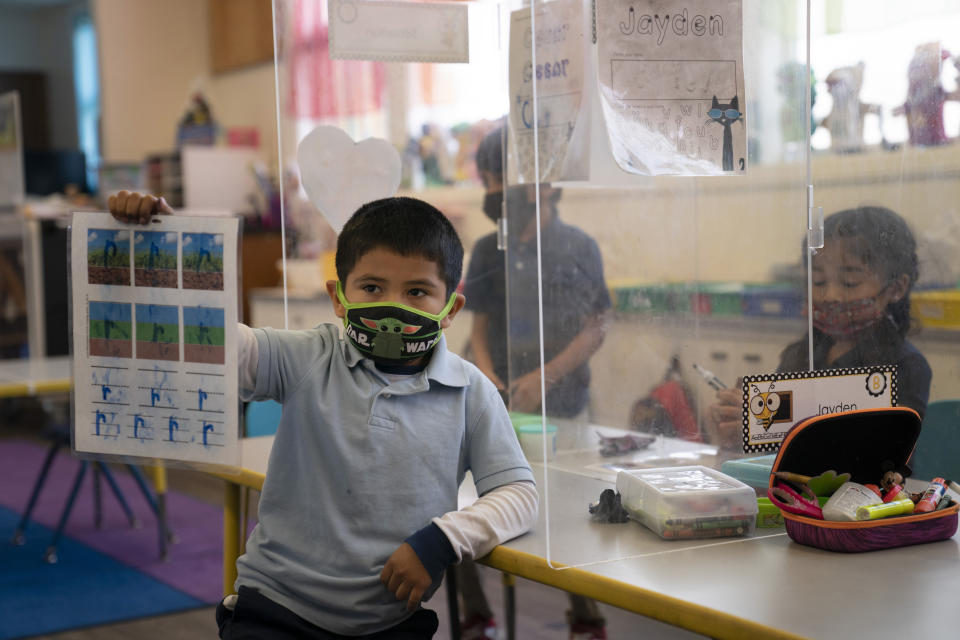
[0,378,72,398]
[214,469,265,598]
[481,546,807,640]
[214,467,805,640]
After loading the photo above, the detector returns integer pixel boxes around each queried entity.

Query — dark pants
[217,586,439,639]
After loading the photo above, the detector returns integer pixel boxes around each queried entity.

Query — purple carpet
[0,438,224,603]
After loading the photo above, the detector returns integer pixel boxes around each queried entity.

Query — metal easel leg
[96,462,139,528]
[11,441,60,545]
[44,460,89,563]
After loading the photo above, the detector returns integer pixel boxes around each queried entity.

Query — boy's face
[326,247,465,330]
[811,238,907,307]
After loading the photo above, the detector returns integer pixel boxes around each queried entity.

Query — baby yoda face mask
[336,281,457,365]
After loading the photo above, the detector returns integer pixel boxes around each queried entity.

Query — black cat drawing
[707,95,743,171]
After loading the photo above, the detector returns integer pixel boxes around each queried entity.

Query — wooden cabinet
[240,231,282,323]
[210,0,274,74]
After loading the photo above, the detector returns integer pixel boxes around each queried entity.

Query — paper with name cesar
[508,0,589,183]
[739,366,897,454]
[70,211,239,467]
[328,0,468,63]
[595,0,745,175]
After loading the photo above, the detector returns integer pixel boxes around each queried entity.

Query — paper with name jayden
[595,0,745,176]
[739,366,897,454]
[70,211,239,467]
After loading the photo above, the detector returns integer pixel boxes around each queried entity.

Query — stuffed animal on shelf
[819,62,881,153]
[893,42,953,146]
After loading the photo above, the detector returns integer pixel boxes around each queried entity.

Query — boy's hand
[380,543,431,611]
[509,368,547,413]
[107,190,173,225]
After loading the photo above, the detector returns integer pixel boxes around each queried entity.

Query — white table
[219,434,960,640]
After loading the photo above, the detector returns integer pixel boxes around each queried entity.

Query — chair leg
[96,462,140,528]
[151,465,178,544]
[446,564,461,640]
[11,441,61,545]
[44,461,89,564]
[93,464,103,529]
[502,572,516,640]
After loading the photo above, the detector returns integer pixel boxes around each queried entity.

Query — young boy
[109,192,538,639]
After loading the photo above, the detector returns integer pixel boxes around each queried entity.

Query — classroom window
[73,12,100,192]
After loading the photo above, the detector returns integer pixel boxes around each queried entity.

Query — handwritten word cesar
[522,59,570,83]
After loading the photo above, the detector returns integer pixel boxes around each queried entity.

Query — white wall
[93,0,208,162]
[0,0,87,150]
[93,0,278,168]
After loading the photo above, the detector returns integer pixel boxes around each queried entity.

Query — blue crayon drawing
[134,231,178,288]
[87,229,130,285]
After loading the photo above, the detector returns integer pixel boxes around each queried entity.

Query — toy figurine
[776,61,817,144]
[819,62,881,153]
[893,42,952,146]
[880,470,907,500]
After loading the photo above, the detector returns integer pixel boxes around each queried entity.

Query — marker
[693,363,727,390]
[856,496,915,520]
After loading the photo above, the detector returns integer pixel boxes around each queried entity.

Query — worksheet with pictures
[70,211,240,467]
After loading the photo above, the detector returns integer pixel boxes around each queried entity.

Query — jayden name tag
[739,366,897,454]
[328,0,469,63]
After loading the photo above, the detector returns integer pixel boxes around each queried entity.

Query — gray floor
[5,399,706,640]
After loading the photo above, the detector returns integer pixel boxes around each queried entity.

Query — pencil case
[769,407,959,552]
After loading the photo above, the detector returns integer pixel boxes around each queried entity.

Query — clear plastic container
[616,465,758,539]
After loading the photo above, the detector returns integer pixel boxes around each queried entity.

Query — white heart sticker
[296,126,402,233]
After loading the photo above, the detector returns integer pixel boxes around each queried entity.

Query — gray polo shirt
[236,323,533,635]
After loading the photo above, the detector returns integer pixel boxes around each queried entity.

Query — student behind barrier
[707,206,932,450]
[110,191,538,640]
[457,128,612,640]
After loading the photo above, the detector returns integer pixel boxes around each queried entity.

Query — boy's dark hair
[475,126,505,179]
[821,206,919,336]
[336,197,463,296]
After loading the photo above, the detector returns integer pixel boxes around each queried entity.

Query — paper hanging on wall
[328,0,469,63]
[739,366,897,454]
[508,0,590,183]
[595,0,746,176]
[297,125,401,234]
[70,211,240,468]
[0,92,25,207]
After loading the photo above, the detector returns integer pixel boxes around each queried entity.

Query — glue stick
[915,477,948,513]
[856,496,915,521]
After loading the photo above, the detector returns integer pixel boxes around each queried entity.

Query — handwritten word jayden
[618,7,724,45]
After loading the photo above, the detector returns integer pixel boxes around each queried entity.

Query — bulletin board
[70,211,240,468]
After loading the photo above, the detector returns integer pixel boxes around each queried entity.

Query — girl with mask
[707,206,931,451]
